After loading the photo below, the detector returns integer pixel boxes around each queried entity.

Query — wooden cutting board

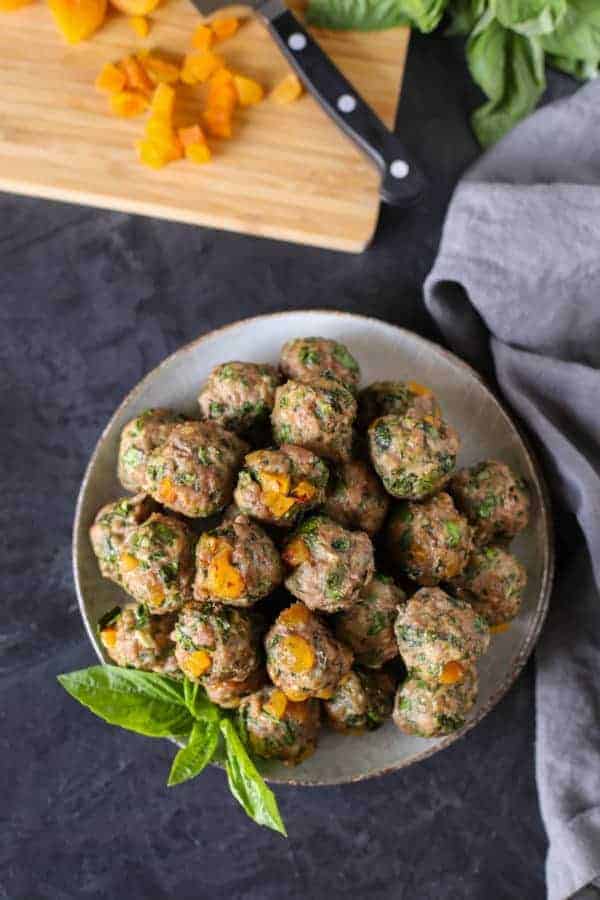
[0,2,409,252]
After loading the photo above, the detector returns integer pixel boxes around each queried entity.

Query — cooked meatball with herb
[387,493,472,585]
[265,602,353,701]
[358,381,442,430]
[146,420,248,518]
[395,587,490,684]
[282,515,375,613]
[272,377,356,464]
[203,665,268,709]
[198,361,281,434]
[323,459,390,537]
[98,603,179,675]
[449,460,530,544]
[280,337,361,390]
[119,513,195,614]
[194,514,283,607]
[89,493,158,584]
[451,545,527,627]
[239,686,321,764]
[118,408,181,492]
[393,665,478,738]
[334,573,405,668]
[172,602,261,684]
[369,412,460,500]
[324,668,395,734]
[234,445,329,528]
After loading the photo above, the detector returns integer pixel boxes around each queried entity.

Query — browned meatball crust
[449,460,530,544]
[323,459,390,537]
[451,545,527,626]
[89,493,158,584]
[395,586,490,684]
[203,666,268,709]
[393,665,478,738]
[334,574,405,668]
[280,337,360,390]
[172,602,261,685]
[387,493,472,585]
[272,377,356,463]
[146,420,248,518]
[234,444,329,528]
[98,603,179,675]
[119,513,195,614]
[358,381,442,430]
[265,603,353,701]
[117,408,181,492]
[198,361,281,434]
[282,515,375,613]
[324,668,395,734]
[239,686,321,764]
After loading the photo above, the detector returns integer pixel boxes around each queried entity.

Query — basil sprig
[57,666,286,835]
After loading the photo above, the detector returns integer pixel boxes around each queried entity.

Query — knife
[191,0,427,207]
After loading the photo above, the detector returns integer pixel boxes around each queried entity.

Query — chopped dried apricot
[100,627,118,649]
[150,82,176,119]
[439,661,465,685]
[263,491,296,519]
[110,90,149,117]
[233,74,264,107]
[186,144,212,164]
[119,553,139,572]
[271,73,303,104]
[407,381,432,396]
[181,51,224,85]
[49,0,107,43]
[136,137,180,169]
[279,602,311,627]
[178,124,207,148]
[315,687,334,700]
[184,649,212,678]
[258,470,290,495]
[110,0,159,13]
[129,14,149,37]
[192,24,213,51]
[121,55,154,94]
[281,635,315,673]
[0,0,34,8]
[207,549,245,599]
[263,689,288,720]
[95,62,126,95]
[490,622,510,634]
[158,476,178,503]
[284,688,310,702]
[141,54,180,85]
[282,537,310,567]
[211,16,238,41]
[203,107,233,139]
[207,81,237,114]
[291,480,316,502]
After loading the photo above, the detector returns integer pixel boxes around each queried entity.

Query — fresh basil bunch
[58,666,286,835]
[306,0,600,146]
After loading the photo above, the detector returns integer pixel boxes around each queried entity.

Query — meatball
[323,459,390,537]
[358,380,442,430]
[194,514,283,607]
[203,666,268,709]
[334,573,405,668]
[387,493,472,585]
[119,513,195,614]
[324,668,395,734]
[395,587,489,683]
[89,493,158,584]
[393,666,478,738]
[234,445,329,528]
[279,337,361,390]
[282,515,375,613]
[451,545,527,627]
[265,602,353,701]
[198,361,281,434]
[98,603,179,675]
[369,412,460,500]
[172,602,261,684]
[449,460,530,544]
[117,408,181,492]
[239,686,321,765]
[272,377,356,464]
[146,420,248,518]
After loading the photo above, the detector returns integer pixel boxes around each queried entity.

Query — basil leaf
[495,0,566,36]
[167,720,219,787]
[307,0,409,30]
[445,0,486,36]
[220,719,287,836]
[467,18,546,146]
[541,0,600,74]
[183,679,220,723]
[57,666,193,738]
[395,0,448,31]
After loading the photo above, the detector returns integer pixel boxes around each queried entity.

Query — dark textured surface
[1,32,575,900]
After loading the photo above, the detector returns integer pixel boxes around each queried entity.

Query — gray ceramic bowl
[73,310,553,785]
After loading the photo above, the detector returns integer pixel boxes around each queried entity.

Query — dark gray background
[1,33,575,900]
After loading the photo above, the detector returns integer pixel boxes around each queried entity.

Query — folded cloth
[424,79,600,900]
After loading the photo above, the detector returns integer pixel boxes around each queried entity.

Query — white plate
[73,310,553,785]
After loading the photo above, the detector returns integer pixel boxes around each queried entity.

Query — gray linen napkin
[424,79,600,900]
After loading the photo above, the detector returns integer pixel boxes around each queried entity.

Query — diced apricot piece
[316,687,334,700]
[186,143,212,164]
[149,586,165,607]
[184,649,212,678]
[490,622,510,634]
[233,74,264,107]
[263,689,288,720]
[110,91,149,117]
[100,627,118,649]
[181,51,224,85]
[178,124,206,148]
[211,16,238,41]
[282,537,310,567]
[121,55,153,93]
[407,381,432,396]
[110,0,159,14]
[279,602,311,627]
[0,0,35,10]
[158,476,178,504]
[263,491,296,519]
[150,82,176,119]
[119,553,139,572]
[49,0,107,43]
[271,73,303,104]
[141,54,180,85]
[129,14,149,37]
[291,480,316,502]
[258,470,290,496]
[203,107,233,139]
[207,81,237,114]
[192,24,213,51]
[136,137,181,169]
[95,62,126,95]
[284,688,310,702]
[281,635,315,673]
[207,549,245,599]
[439,661,465,685]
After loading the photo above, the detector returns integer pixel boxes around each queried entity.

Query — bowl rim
[72,309,554,786]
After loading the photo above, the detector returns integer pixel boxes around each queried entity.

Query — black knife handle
[260,4,426,207]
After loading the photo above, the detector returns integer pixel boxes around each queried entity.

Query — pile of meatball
[90,337,530,765]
